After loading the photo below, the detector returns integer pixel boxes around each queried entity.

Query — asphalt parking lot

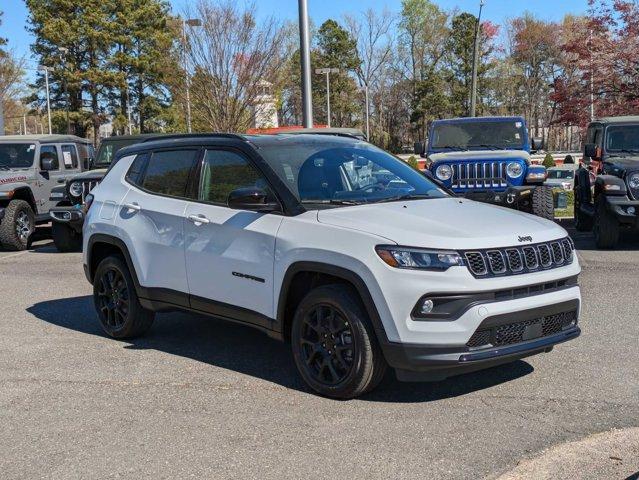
[1,221,638,479]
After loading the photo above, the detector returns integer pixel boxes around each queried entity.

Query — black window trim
[60,143,80,170]
[125,147,202,202]
[39,143,61,171]
[189,145,284,212]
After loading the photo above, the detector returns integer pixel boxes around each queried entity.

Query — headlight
[506,162,523,178]
[435,164,452,181]
[69,182,83,197]
[376,246,464,271]
[629,173,639,189]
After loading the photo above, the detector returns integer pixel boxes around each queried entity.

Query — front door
[184,148,283,324]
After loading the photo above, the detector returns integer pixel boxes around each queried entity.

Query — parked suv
[417,117,553,219]
[574,117,639,248]
[50,134,163,252]
[83,134,581,399]
[0,135,93,250]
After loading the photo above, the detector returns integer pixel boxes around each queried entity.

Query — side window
[200,149,270,204]
[61,145,79,169]
[586,126,595,144]
[140,149,198,198]
[125,153,149,185]
[40,145,59,170]
[593,128,603,147]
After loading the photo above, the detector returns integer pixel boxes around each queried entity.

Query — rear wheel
[593,197,619,249]
[52,222,82,252]
[531,186,555,220]
[291,284,387,399]
[0,200,35,251]
[93,255,154,338]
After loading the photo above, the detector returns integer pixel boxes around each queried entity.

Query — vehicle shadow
[558,218,639,252]
[27,295,534,402]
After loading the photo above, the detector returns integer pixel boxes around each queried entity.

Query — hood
[70,168,107,181]
[429,150,530,164]
[0,171,31,190]
[317,197,566,250]
[605,156,639,172]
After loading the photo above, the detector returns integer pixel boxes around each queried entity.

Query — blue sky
[3,0,587,76]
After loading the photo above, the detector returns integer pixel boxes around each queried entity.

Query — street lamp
[38,65,53,134]
[181,18,202,134]
[58,47,71,134]
[470,0,485,117]
[298,0,313,128]
[315,68,340,128]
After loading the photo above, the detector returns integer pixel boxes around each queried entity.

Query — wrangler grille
[449,161,509,189]
[70,179,100,206]
[463,237,575,278]
[466,310,578,349]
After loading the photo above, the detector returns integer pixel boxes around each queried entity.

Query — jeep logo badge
[518,235,533,243]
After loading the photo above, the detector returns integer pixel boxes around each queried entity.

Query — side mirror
[584,143,597,159]
[414,142,425,157]
[227,187,280,213]
[41,156,59,171]
[531,137,544,151]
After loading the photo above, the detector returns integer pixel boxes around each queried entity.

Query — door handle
[122,202,141,212]
[187,214,210,225]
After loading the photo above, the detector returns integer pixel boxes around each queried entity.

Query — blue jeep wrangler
[418,116,553,219]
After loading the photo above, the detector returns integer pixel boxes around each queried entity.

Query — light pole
[38,66,53,134]
[470,0,485,117]
[315,68,339,128]
[181,18,202,133]
[363,83,370,140]
[58,47,70,134]
[299,0,313,128]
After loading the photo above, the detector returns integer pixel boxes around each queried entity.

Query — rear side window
[125,153,149,185]
[140,149,198,198]
[61,145,79,169]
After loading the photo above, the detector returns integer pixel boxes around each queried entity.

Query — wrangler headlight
[376,246,464,271]
[69,182,83,197]
[506,162,523,178]
[435,164,452,181]
[629,173,639,189]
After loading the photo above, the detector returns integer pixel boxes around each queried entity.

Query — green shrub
[407,155,419,169]
[542,153,556,168]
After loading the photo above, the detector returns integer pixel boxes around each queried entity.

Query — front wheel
[0,200,35,251]
[93,255,154,338]
[52,222,83,252]
[593,198,619,249]
[291,284,387,399]
[531,186,555,220]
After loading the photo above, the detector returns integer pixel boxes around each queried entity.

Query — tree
[314,19,361,127]
[186,0,288,132]
[0,11,26,134]
[543,152,556,168]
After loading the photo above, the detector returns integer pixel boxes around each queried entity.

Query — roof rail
[140,133,246,143]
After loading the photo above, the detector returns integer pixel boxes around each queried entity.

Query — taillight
[83,193,94,215]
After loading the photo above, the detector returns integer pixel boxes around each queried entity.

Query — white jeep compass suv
[82,133,581,399]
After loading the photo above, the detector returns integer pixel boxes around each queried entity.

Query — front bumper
[457,185,535,206]
[604,196,639,227]
[380,299,580,382]
[50,206,85,231]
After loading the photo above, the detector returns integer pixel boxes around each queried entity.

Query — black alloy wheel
[96,267,130,330]
[299,304,355,385]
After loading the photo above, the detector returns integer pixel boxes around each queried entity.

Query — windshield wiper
[371,193,434,204]
[438,145,468,151]
[610,149,639,156]
[301,199,362,206]
[470,144,503,150]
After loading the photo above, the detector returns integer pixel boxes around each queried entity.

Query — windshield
[0,143,36,169]
[257,140,448,206]
[94,139,140,167]
[606,125,639,153]
[431,120,526,150]
[547,169,574,180]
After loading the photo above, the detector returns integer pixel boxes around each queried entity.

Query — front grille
[466,310,577,349]
[450,161,509,189]
[463,237,575,278]
[70,179,100,206]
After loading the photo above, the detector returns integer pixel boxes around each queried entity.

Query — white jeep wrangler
[83,134,581,399]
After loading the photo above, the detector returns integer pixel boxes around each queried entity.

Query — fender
[277,261,390,345]
[595,175,627,197]
[575,168,593,204]
[0,185,38,213]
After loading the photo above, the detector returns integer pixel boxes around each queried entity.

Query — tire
[0,199,35,251]
[573,186,593,232]
[291,284,387,399]
[531,186,555,220]
[93,255,154,339]
[593,197,619,249]
[52,222,82,252]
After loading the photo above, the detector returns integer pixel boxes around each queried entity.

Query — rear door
[184,148,283,323]
[116,148,200,304]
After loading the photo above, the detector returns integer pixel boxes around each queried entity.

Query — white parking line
[0,251,28,261]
